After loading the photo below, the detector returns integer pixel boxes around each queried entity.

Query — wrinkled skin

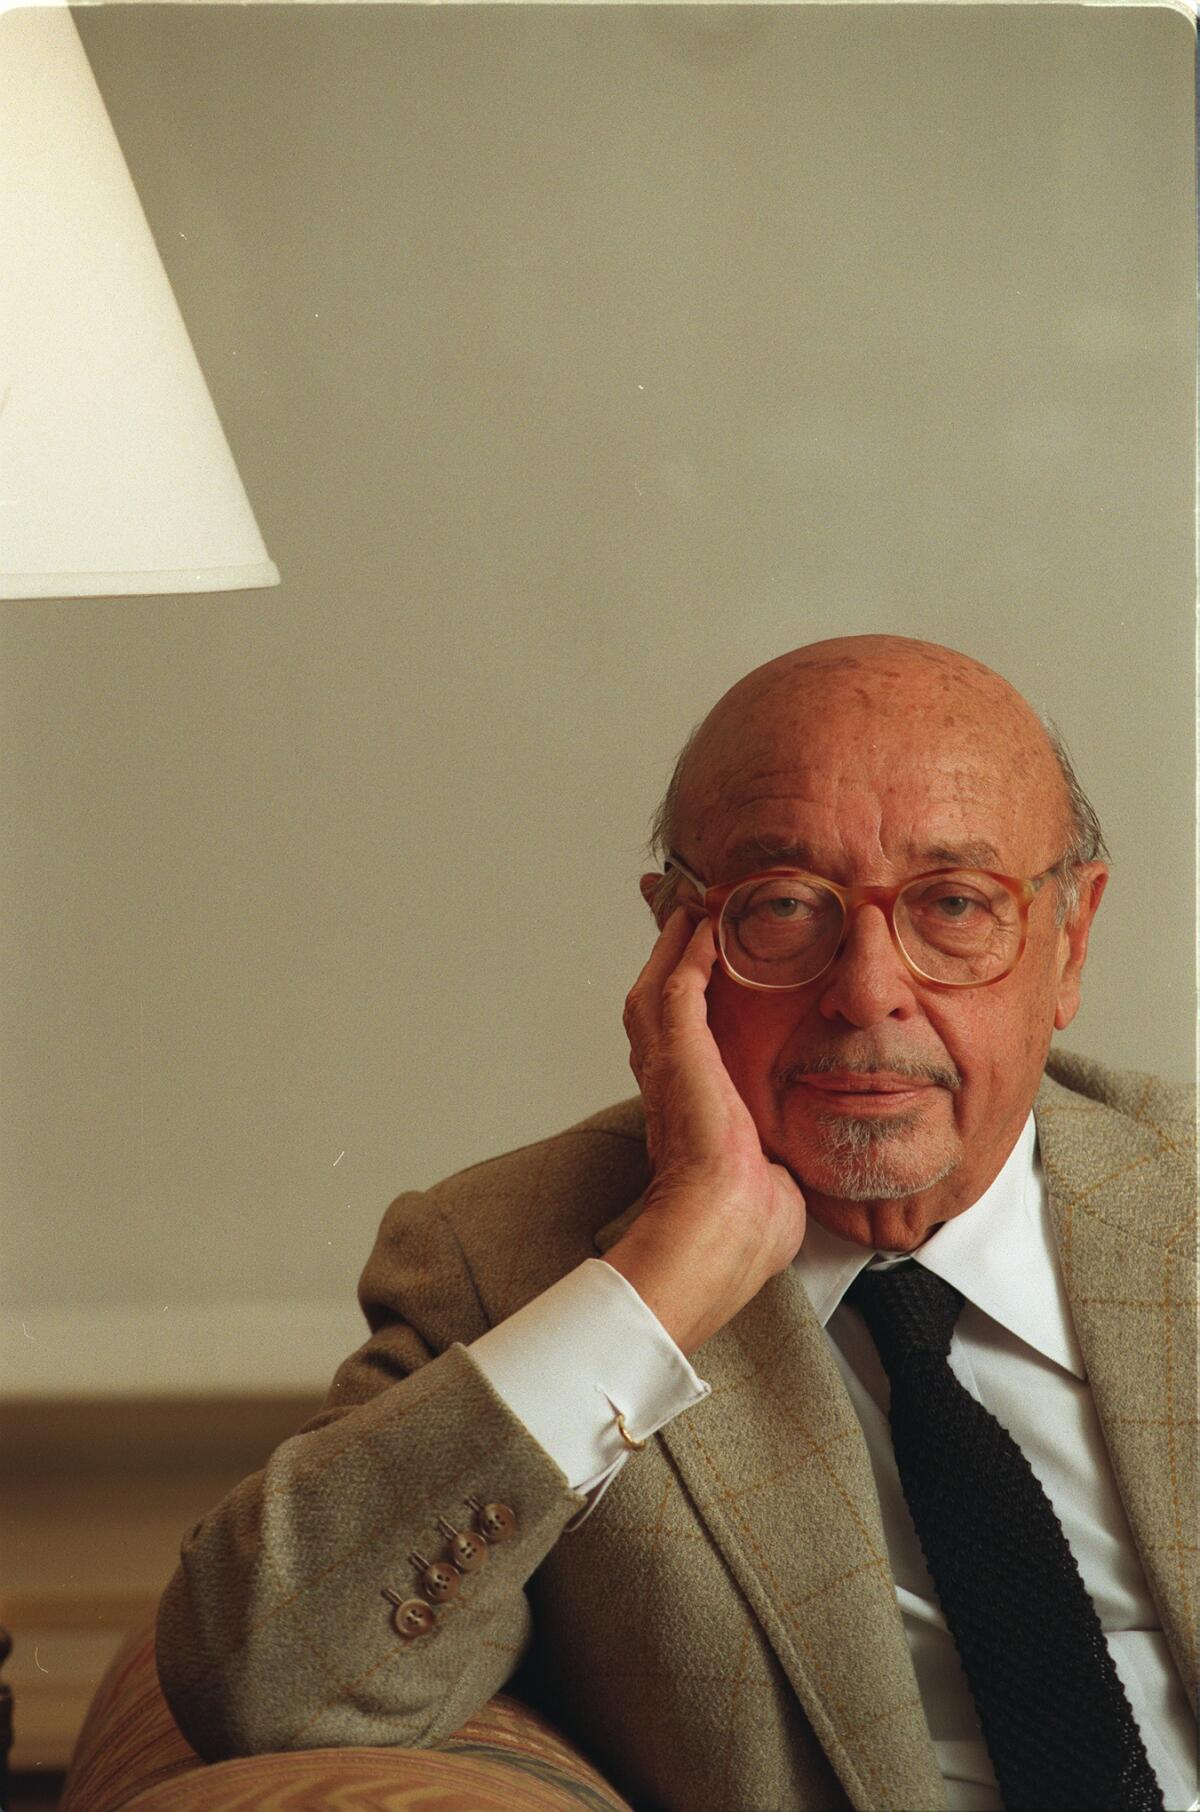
[612,635,1106,1352]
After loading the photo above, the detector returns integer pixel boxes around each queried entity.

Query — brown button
[409,1550,460,1604]
[437,1517,488,1573]
[467,1497,517,1543]
[382,1588,436,1639]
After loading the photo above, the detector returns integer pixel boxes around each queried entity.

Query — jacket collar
[793,1113,1088,1379]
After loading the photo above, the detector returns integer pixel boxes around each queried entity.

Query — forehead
[679,732,1061,884]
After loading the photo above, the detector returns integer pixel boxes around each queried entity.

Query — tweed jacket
[157,1049,1197,1812]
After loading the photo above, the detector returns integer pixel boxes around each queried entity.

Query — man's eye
[748,892,822,923]
[729,878,832,932]
[743,884,826,920]
[923,891,991,921]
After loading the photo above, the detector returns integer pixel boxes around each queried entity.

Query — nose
[816,902,917,1028]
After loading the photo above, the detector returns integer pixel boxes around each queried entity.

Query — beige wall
[2,4,1194,1393]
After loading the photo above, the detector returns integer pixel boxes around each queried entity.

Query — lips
[779,1054,963,1099]
[801,1073,931,1094]
[793,1073,938,1113]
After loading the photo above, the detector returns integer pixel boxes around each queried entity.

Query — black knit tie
[847,1260,1164,1812]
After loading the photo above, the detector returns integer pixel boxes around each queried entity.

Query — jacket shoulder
[363,1100,650,1338]
[1041,1046,1195,1142]
[433,1097,647,1189]
[424,1096,648,1235]
[1037,1049,1196,1245]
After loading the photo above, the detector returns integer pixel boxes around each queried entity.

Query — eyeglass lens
[719,871,1023,987]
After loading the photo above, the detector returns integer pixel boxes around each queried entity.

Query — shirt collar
[795,1112,1086,1379]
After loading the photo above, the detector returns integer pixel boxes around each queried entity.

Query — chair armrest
[63,1621,634,1812]
[0,1625,12,1812]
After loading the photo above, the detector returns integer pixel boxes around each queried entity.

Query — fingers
[623,910,725,1168]
[636,905,698,992]
[634,909,715,1004]
[623,910,713,1063]
[658,916,719,1031]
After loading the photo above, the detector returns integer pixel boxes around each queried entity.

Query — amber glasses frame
[665,853,1064,992]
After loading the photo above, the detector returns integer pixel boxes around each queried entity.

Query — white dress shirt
[471,1117,1198,1810]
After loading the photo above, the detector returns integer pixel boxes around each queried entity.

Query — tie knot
[846,1261,964,1370]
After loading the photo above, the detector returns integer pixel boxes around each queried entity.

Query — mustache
[778,1052,963,1092]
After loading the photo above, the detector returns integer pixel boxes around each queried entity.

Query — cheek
[932,985,1052,1111]
[705,972,805,1095]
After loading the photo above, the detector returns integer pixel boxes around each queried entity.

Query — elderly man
[157,636,1196,1812]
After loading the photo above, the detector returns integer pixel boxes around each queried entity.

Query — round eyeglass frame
[665,853,1065,992]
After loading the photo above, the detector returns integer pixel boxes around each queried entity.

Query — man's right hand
[606,908,807,1357]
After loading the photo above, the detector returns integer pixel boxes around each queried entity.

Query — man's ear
[1053,864,1108,1031]
[639,872,666,926]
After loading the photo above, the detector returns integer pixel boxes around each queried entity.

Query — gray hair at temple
[646,714,1108,928]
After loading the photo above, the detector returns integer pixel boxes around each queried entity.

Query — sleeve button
[409,1550,461,1603]
[467,1497,517,1542]
[382,1590,436,1639]
[438,1517,488,1573]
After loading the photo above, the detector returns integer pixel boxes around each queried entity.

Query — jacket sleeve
[155,1191,586,1759]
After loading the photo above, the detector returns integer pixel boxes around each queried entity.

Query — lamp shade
[0,4,280,598]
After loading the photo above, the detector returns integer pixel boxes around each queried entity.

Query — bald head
[653,636,1102,918]
[641,635,1110,1243]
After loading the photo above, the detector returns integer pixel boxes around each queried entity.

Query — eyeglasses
[666,854,1065,991]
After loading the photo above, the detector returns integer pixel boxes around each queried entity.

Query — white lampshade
[0,4,280,599]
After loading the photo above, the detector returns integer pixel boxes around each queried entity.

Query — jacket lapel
[1036,1072,1198,1709]
[591,1069,1196,1798]
[596,1206,946,1812]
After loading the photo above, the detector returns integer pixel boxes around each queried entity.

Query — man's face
[659,663,1105,1248]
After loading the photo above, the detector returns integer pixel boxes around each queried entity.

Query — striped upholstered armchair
[61,1619,634,1812]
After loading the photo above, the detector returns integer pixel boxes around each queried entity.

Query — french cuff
[469,1257,710,1512]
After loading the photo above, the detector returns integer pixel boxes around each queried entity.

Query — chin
[782,1113,962,1205]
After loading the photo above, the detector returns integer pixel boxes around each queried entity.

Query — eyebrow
[716,836,1005,879]
[720,838,820,875]
[916,840,1004,870]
